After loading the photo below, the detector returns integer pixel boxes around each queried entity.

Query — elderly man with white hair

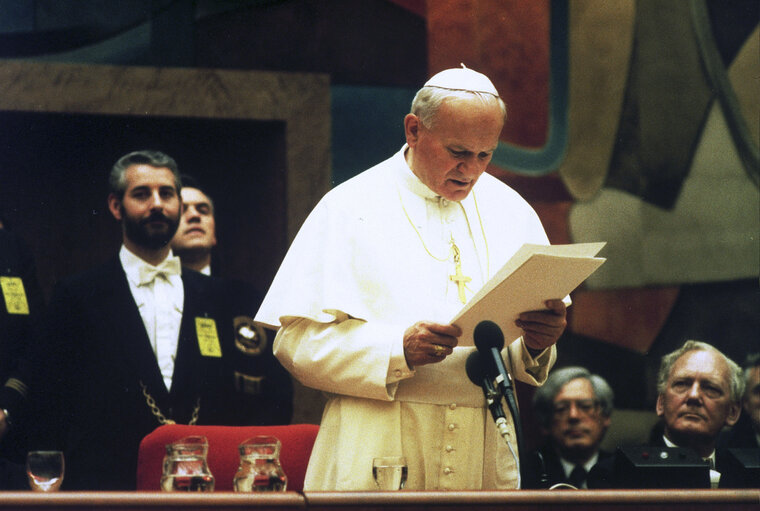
[653,340,745,488]
[256,66,567,490]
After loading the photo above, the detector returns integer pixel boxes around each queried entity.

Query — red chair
[136,424,319,491]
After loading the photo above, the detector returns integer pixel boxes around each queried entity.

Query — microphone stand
[498,371,524,489]
[467,349,525,488]
[481,374,511,441]
[488,346,525,473]
[473,319,529,487]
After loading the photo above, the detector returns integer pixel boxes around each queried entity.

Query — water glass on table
[372,456,407,490]
[26,451,64,492]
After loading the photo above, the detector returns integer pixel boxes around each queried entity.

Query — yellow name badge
[195,317,222,358]
[1,276,30,315]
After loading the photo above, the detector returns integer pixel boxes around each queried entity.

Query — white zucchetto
[423,63,499,97]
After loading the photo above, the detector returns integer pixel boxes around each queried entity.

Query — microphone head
[465,351,485,386]
[473,320,505,352]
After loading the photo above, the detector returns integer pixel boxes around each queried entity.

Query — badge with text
[195,317,222,357]
[1,276,29,315]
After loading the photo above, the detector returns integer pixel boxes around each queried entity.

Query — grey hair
[410,86,507,129]
[656,340,745,403]
[532,366,614,429]
[109,150,181,199]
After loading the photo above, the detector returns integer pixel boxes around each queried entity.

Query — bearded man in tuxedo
[37,150,244,490]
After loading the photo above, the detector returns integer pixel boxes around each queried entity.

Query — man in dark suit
[0,221,45,489]
[171,176,293,426]
[36,150,256,490]
[522,366,615,489]
[170,175,217,276]
[719,353,760,449]
[648,340,745,488]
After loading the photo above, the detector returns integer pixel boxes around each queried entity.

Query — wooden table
[0,490,756,511]
[305,490,759,510]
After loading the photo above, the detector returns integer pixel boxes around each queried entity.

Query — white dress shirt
[120,246,184,390]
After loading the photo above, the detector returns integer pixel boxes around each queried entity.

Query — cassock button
[449,403,456,410]
[447,423,456,431]
[445,445,454,453]
[443,467,453,475]
[394,369,402,377]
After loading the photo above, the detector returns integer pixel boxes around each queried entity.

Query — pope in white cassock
[255,66,568,490]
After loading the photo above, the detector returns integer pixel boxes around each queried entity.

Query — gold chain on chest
[140,380,200,425]
[397,187,490,274]
[399,191,454,261]
[398,187,490,303]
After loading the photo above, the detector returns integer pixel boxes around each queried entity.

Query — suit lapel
[170,270,206,402]
[105,261,215,422]
[544,447,569,485]
[103,258,169,401]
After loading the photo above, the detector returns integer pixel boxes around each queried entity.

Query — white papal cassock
[255,146,557,490]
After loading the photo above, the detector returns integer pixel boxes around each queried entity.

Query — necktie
[138,257,182,286]
[568,464,587,489]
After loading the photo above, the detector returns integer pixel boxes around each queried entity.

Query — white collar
[119,245,180,286]
[662,434,716,466]
[395,144,480,211]
[559,451,599,477]
[396,145,440,201]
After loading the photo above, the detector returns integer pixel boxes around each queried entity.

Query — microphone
[465,351,510,441]
[473,320,513,397]
[472,321,524,469]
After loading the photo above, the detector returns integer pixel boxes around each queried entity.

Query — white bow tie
[138,257,182,286]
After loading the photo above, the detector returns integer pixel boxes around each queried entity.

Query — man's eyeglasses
[552,399,600,417]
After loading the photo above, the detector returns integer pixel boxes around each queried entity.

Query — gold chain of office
[140,380,200,425]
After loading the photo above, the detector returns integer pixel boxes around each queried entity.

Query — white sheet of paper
[451,242,606,346]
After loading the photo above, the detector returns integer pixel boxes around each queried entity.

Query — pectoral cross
[449,242,471,304]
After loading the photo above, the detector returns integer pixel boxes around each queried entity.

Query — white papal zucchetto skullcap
[423,63,499,97]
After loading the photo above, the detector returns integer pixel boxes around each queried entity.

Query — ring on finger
[433,344,446,355]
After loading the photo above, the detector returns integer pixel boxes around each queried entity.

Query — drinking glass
[26,451,64,492]
[372,456,407,490]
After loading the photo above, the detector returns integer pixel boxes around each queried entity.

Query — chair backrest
[136,424,319,492]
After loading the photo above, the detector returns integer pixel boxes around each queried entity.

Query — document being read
[451,242,606,347]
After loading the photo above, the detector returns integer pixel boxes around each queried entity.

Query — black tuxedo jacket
[521,443,614,489]
[0,229,45,482]
[201,277,293,427]
[35,257,242,490]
